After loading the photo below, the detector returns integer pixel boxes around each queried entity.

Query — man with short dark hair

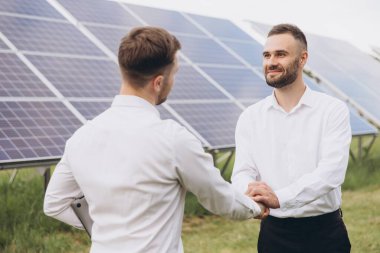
[232,24,351,253]
[44,26,264,253]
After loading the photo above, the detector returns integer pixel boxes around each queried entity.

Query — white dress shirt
[44,95,261,253]
[232,86,351,218]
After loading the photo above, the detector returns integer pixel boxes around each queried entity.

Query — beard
[156,93,167,105]
[264,57,300,88]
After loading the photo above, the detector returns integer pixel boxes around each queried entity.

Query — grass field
[0,135,379,253]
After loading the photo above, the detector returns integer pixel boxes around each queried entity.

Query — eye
[263,53,270,59]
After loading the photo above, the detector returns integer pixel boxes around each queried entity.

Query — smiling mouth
[267,70,283,76]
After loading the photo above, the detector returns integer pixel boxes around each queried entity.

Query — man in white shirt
[232,24,351,253]
[44,26,265,253]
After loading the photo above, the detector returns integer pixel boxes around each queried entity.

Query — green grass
[0,135,379,252]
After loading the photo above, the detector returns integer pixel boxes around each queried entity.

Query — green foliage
[0,170,90,253]
[0,135,379,252]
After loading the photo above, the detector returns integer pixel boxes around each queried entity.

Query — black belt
[265,209,342,227]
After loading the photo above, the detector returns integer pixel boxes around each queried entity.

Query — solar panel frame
[0,52,55,97]
[200,66,271,100]
[169,102,243,149]
[188,13,253,41]
[125,4,205,36]
[26,55,121,98]
[0,15,105,56]
[58,0,142,27]
[0,101,83,164]
[0,0,65,19]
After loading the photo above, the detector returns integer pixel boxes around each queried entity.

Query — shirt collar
[265,85,315,112]
[111,95,160,117]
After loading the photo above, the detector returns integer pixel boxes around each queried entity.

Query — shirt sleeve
[231,111,260,194]
[43,141,84,229]
[172,125,261,219]
[275,102,352,210]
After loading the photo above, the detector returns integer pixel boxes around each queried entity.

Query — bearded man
[232,24,352,253]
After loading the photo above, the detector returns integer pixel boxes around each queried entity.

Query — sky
[121,0,380,54]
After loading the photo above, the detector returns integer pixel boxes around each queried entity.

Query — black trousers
[258,209,351,253]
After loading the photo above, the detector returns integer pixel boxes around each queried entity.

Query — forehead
[264,33,299,53]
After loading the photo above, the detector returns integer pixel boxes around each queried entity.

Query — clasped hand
[245,181,280,219]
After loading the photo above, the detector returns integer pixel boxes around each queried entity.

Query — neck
[119,83,156,105]
[274,75,306,113]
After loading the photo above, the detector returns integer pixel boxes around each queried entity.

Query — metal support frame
[207,148,236,177]
[350,134,377,161]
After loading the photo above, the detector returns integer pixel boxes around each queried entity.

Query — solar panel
[306,34,380,126]
[175,35,243,65]
[86,25,130,55]
[1,1,377,169]
[0,0,65,19]
[222,40,264,67]
[0,39,9,50]
[0,15,105,56]
[247,21,271,37]
[304,76,377,136]
[170,65,228,100]
[58,0,142,27]
[170,102,243,148]
[0,53,55,97]
[69,101,111,120]
[200,66,271,100]
[126,4,204,36]
[0,101,82,163]
[70,100,174,121]
[189,14,253,41]
[26,55,120,98]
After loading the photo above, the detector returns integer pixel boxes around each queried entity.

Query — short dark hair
[118,26,181,87]
[268,24,307,50]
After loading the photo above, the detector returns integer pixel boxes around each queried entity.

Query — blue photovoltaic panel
[0,39,9,50]
[304,76,377,136]
[0,101,82,162]
[176,35,242,65]
[0,53,55,97]
[248,21,271,37]
[169,65,228,100]
[307,34,380,125]
[27,55,120,98]
[349,111,378,136]
[200,66,271,100]
[70,101,111,120]
[0,15,104,56]
[170,103,243,148]
[0,0,64,19]
[71,100,175,122]
[86,25,129,55]
[222,40,264,67]
[189,14,253,41]
[126,4,204,36]
[58,0,141,27]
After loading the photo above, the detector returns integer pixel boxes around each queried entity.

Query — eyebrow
[262,50,289,56]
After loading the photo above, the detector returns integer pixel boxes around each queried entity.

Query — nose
[264,56,278,69]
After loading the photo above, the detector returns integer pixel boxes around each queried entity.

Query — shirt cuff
[275,187,294,211]
[235,191,262,217]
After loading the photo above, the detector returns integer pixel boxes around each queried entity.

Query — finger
[253,195,268,204]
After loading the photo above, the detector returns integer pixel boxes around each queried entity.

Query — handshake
[246,181,280,220]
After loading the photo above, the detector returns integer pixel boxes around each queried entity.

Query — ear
[152,75,164,93]
[300,50,308,65]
